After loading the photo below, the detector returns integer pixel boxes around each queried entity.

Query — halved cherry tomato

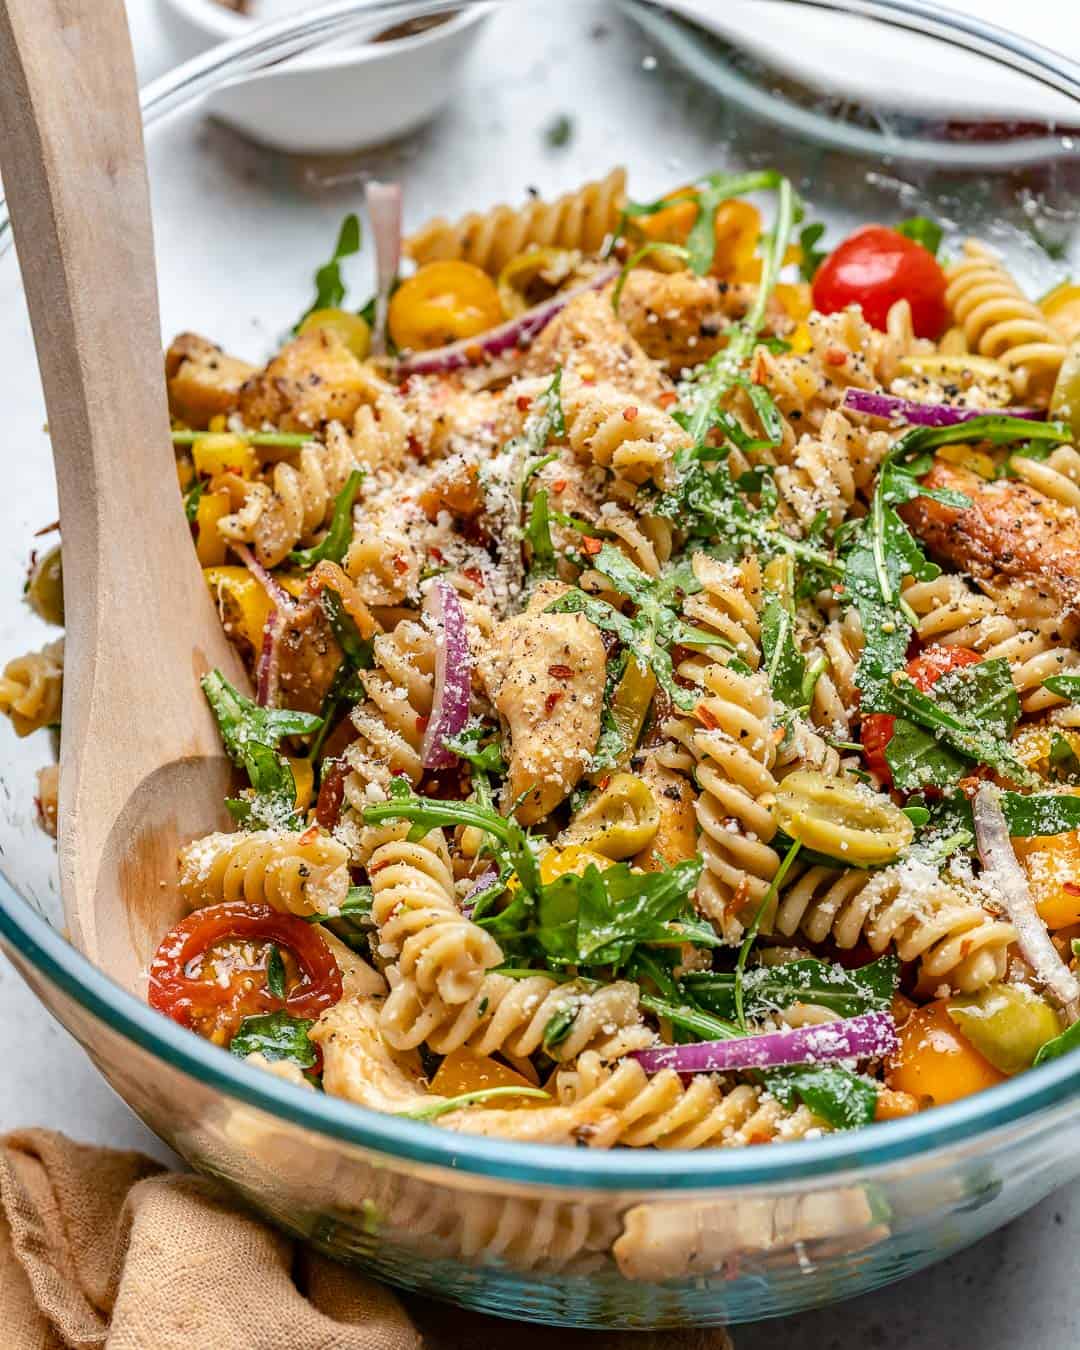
[148,901,342,1040]
[886,999,1006,1107]
[812,225,948,339]
[388,260,504,352]
[860,645,982,786]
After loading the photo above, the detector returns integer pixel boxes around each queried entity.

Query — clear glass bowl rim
[2,0,1080,1194]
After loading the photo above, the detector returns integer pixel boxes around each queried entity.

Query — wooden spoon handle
[0,0,244,955]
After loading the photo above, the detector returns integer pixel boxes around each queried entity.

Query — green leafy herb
[524,487,556,581]
[290,469,365,568]
[230,1012,317,1070]
[761,594,806,710]
[1048,732,1080,783]
[797,221,828,280]
[544,114,574,148]
[1033,1015,1080,1068]
[443,724,508,776]
[266,946,287,1000]
[639,993,741,1042]
[922,789,1080,844]
[895,216,944,257]
[545,546,718,711]
[586,650,631,776]
[612,242,691,313]
[1044,674,1080,703]
[542,1006,578,1050]
[294,213,362,331]
[767,1064,877,1130]
[684,955,898,1021]
[321,588,375,673]
[183,479,205,524]
[733,840,804,1030]
[202,671,323,829]
[397,1086,550,1120]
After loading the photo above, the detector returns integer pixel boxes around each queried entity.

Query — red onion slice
[843,388,1044,427]
[632,1010,897,1075]
[255,608,283,708]
[396,266,619,377]
[365,180,402,358]
[461,868,499,919]
[973,783,1080,1009]
[421,579,472,770]
[232,541,294,613]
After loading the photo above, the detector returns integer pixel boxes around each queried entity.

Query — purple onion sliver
[842,388,1044,427]
[461,868,499,919]
[255,608,281,708]
[232,541,294,611]
[421,579,473,770]
[631,1010,898,1076]
[365,180,403,358]
[396,266,619,377]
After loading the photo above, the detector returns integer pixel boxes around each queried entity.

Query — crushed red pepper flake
[582,536,603,556]
[545,691,563,714]
[548,664,573,679]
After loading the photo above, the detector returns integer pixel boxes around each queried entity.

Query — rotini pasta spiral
[1010,444,1080,512]
[561,380,691,488]
[364,821,502,1004]
[177,828,352,917]
[380,965,652,1062]
[772,859,1015,994]
[404,167,627,273]
[343,618,435,807]
[0,639,63,737]
[555,1051,824,1149]
[944,240,1065,398]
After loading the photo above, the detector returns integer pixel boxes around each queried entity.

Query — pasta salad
[10,164,1080,1149]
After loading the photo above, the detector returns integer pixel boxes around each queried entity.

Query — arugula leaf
[1044,674,1080,703]
[443,724,507,776]
[766,1064,877,1130]
[398,1086,550,1120]
[524,487,556,581]
[1048,731,1080,783]
[883,658,1035,790]
[922,789,1080,843]
[761,594,806,709]
[639,993,742,1042]
[1033,1015,1080,1068]
[321,588,375,674]
[585,650,631,775]
[798,221,828,280]
[230,1012,317,1070]
[294,213,362,331]
[895,216,944,257]
[202,671,323,829]
[290,469,365,568]
[266,946,287,1000]
[684,956,899,1021]
[545,545,716,712]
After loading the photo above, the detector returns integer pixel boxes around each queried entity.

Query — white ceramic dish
[156,0,491,153]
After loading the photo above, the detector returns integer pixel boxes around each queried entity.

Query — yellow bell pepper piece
[935,443,996,479]
[192,432,257,480]
[194,490,231,566]
[1040,281,1080,342]
[539,846,613,885]
[1013,828,1080,930]
[203,565,273,648]
[430,1049,542,1109]
[298,308,372,361]
[287,756,315,812]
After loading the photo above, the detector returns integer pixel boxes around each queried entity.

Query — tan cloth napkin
[0,1130,734,1350]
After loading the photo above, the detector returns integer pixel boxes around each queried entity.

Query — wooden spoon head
[78,753,238,995]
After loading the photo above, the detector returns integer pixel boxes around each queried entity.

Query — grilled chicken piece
[276,595,343,714]
[237,330,376,433]
[165,332,255,429]
[900,461,1080,621]
[613,270,789,376]
[522,290,669,404]
[479,581,606,825]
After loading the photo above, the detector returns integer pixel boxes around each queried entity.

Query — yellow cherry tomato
[297,307,372,361]
[25,544,64,626]
[771,769,914,867]
[886,999,1007,1107]
[497,248,580,318]
[946,983,1061,1076]
[1050,336,1080,439]
[388,261,504,352]
[430,1049,542,1109]
[1040,281,1080,342]
[192,432,257,480]
[559,772,661,861]
[203,565,273,648]
[540,845,613,885]
[194,489,231,567]
[1013,827,1080,930]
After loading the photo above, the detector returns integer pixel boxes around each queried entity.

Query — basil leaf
[444,725,507,776]
[184,479,205,524]
[230,1012,317,1070]
[798,221,828,280]
[1044,674,1080,702]
[290,469,365,568]
[760,596,806,709]
[294,213,362,331]
[895,216,944,257]
[683,956,899,1021]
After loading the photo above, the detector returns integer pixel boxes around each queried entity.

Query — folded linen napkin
[0,1129,734,1350]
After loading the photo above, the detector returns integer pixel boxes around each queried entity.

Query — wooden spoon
[0,0,247,988]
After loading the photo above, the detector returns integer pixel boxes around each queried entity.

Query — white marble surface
[3,1,1080,1345]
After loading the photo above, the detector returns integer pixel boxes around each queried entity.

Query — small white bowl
[156,0,491,154]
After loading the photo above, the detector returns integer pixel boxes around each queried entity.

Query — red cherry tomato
[148,901,342,1039]
[812,226,948,339]
[860,645,983,786]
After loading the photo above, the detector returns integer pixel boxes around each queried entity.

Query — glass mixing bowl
[2,0,1080,1329]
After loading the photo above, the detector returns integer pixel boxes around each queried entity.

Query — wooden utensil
[0,0,247,989]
